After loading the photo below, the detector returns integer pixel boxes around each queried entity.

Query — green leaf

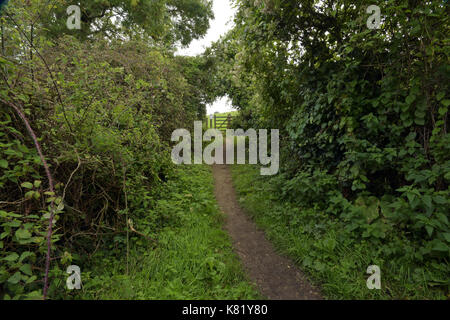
[423,195,433,210]
[443,233,450,243]
[15,228,32,240]
[24,191,35,199]
[19,264,33,276]
[432,240,449,252]
[425,225,433,237]
[24,290,42,299]
[21,182,34,189]
[441,99,450,107]
[19,251,34,263]
[433,195,447,205]
[0,159,8,169]
[3,252,19,262]
[436,91,445,101]
[7,272,22,284]
[414,118,425,125]
[25,276,37,285]
[405,94,416,105]
[436,212,449,225]
[4,220,21,228]
[56,203,65,212]
[439,107,448,116]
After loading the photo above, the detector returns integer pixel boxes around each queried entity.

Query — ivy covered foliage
[210,0,449,297]
[0,0,215,299]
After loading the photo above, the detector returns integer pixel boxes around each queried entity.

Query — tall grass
[78,165,260,300]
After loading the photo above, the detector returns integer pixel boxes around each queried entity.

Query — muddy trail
[211,144,322,300]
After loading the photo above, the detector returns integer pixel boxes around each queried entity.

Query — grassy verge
[231,165,447,300]
[77,165,259,300]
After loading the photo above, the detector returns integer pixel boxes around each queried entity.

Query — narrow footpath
[212,159,322,300]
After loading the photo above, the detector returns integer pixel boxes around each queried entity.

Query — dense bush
[210,0,449,297]
[0,1,214,299]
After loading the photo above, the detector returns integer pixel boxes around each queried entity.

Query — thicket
[210,0,449,297]
[0,0,215,299]
[81,165,259,300]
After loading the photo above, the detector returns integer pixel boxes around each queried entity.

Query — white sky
[176,0,237,115]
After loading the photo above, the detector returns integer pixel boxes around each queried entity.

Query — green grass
[231,164,448,300]
[77,165,260,300]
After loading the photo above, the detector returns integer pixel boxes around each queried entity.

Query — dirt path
[212,162,322,300]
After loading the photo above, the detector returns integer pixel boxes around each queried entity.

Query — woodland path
[211,146,322,300]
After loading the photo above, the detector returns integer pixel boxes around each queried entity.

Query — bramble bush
[0,1,215,299]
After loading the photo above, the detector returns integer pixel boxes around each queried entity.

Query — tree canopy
[17,0,213,46]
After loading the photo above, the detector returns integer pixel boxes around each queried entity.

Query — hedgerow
[0,1,214,299]
[211,0,449,298]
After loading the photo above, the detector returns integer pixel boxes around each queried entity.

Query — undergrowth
[74,165,259,300]
[231,165,448,300]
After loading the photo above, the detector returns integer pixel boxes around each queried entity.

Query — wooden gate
[206,114,234,131]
